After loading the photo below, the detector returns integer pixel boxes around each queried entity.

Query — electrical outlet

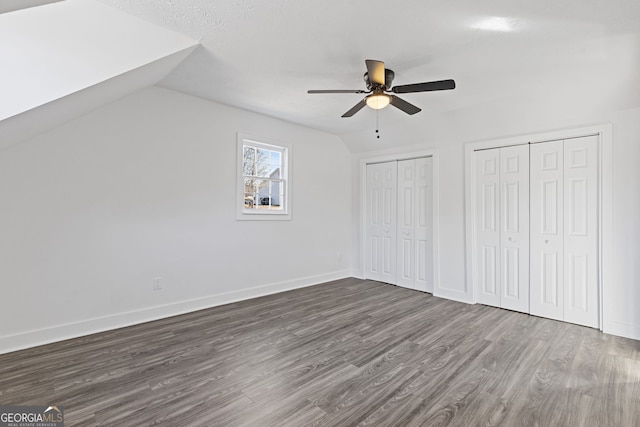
[153,277,163,291]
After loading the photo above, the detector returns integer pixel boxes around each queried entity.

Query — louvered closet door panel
[475,149,501,307]
[415,157,433,293]
[397,159,416,289]
[563,136,599,328]
[530,141,564,321]
[365,162,398,284]
[499,145,530,313]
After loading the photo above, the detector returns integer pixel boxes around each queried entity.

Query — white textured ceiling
[28,1,640,142]
[94,0,640,138]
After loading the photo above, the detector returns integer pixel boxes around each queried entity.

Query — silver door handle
[545,239,550,244]
[508,237,515,242]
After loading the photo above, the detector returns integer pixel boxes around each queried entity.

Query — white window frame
[236,133,292,220]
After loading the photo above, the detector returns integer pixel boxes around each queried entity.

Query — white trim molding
[464,124,613,332]
[603,321,640,342]
[0,270,353,355]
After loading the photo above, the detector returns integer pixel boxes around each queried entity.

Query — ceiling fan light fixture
[366,93,391,110]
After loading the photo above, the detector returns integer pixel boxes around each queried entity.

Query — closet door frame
[359,149,440,294]
[465,124,613,332]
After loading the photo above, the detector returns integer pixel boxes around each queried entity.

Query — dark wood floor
[1,278,639,426]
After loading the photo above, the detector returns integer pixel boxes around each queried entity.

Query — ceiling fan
[308,59,455,117]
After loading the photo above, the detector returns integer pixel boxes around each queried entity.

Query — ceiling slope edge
[0,0,199,148]
[0,0,62,15]
[0,48,197,151]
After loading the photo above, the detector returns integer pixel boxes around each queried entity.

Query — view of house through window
[242,142,285,211]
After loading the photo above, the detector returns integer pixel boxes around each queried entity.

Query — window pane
[243,146,255,176]
[256,149,270,177]
[251,179,267,208]
[244,193,256,209]
[269,151,281,176]
[244,178,256,193]
[270,181,281,207]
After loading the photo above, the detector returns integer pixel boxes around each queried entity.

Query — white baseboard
[434,287,473,304]
[0,270,353,355]
[350,269,365,280]
[603,320,640,341]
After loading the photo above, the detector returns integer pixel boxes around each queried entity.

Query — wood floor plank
[1,278,639,426]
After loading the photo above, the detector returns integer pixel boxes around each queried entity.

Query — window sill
[236,211,292,221]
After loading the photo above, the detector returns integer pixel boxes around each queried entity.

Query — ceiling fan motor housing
[364,69,395,90]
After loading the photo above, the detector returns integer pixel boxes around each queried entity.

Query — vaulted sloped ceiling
[96,0,640,148]
[0,0,62,14]
[2,0,640,152]
[0,0,198,150]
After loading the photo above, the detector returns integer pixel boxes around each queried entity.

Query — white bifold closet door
[475,145,530,312]
[397,158,433,292]
[530,135,599,328]
[366,161,397,284]
[365,158,433,292]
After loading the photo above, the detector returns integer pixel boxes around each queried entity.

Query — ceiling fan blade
[341,99,367,117]
[308,89,368,94]
[392,79,456,94]
[365,59,386,86]
[390,95,421,115]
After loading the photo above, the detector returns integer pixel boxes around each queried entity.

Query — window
[237,134,291,220]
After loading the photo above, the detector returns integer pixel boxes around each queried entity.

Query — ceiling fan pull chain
[376,108,380,139]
